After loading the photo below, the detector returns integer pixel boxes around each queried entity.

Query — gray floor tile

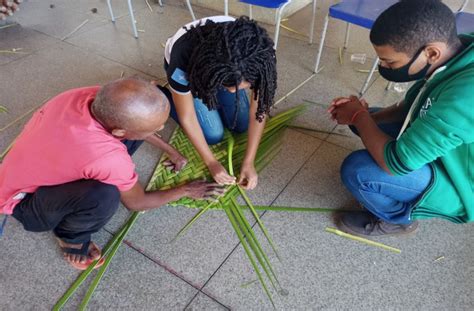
[238,129,323,206]
[53,0,148,18]
[104,204,243,287]
[185,292,230,311]
[65,3,205,77]
[0,110,32,154]
[272,141,354,210]
[0,217,111,310]
[0,24,59,65]
[11,0,110,40]
[63,239,199,310]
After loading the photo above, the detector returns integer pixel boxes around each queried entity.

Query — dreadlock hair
[186,16,277,123]
[370,0,460,56]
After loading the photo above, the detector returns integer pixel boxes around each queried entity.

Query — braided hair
[186,16,277,123]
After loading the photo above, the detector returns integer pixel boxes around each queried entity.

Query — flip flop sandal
[61,240,105,270]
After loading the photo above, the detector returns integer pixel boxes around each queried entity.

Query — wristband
[350,109,368,124]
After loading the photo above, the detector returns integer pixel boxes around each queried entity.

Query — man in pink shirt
[0,77,223,269]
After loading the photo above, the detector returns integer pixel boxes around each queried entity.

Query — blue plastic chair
[456,0,473,35]
[186,0,318,50]
[313,0,397,95]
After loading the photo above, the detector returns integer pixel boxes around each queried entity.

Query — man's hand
[328,95,369,125]
[238,163,258,190]
[163,150,188,172]
[1,0,21,20]
[121,179,225,211]
[182,180,225,200]
[208,161,236,185]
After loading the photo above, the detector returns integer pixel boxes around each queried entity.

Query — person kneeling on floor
[0,77,224,269]
[328,0,473,236]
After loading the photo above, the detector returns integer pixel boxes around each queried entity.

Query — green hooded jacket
[384,34,474,223]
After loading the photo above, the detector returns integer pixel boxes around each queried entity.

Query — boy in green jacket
[329,0,474,236]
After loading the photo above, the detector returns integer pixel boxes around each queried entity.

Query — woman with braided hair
[159,16,277,189]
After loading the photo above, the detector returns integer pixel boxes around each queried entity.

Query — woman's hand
[238,162,258,190]
[208,161,236,185]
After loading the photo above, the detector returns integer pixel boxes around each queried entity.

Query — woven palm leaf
[146,104,306,210]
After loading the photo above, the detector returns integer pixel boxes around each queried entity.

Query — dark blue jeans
[11,140,143,243]
[169,88,250,145]
[341,108,432,224]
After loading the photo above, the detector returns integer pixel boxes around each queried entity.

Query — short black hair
[186,16,277,123]
[370,0,459,56]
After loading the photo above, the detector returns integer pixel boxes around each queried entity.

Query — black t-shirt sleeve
[165,36,193,95]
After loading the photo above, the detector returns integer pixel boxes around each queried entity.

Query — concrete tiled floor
[1,0,473,310]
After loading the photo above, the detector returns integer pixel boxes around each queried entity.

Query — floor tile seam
[101,226,231,308]
[60,39,166,82]
[183,289,231,311]
[0,27,62,67]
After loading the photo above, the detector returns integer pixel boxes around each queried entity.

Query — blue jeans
[169,88,250,145]
[341,108,432,224]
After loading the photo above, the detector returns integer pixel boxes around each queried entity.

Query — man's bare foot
[57,238,102,269]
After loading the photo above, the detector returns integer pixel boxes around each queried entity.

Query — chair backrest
[239,0,290,9]
[328,0,397,29]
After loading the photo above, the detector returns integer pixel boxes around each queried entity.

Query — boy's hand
[328,95,369,125]
[208,161,236,185]
[182,180,225,200]
[238,163,258,190]
[163,150,187,172]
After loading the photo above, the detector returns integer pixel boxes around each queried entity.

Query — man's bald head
[92,78,169,139]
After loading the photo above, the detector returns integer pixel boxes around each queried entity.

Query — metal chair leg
[158,0,163,7]
[273,2,291,50]
[186,0,196,20]
[249,4,253,19]
[274,9,282,49]
[343,23,350,49]
[359,57,379,96]
[309,0,317,44]
[224,0,228,16]
[314,14,329,73]
[106,0,115,22]
[127,0,138,38]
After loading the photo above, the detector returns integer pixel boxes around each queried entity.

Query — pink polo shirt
[0,86,138,215]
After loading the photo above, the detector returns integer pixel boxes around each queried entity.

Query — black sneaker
[337,211,418,237]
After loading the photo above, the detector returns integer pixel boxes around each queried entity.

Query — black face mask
[378,47,431,82]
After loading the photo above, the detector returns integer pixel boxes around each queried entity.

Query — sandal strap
[61,240,90,256]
